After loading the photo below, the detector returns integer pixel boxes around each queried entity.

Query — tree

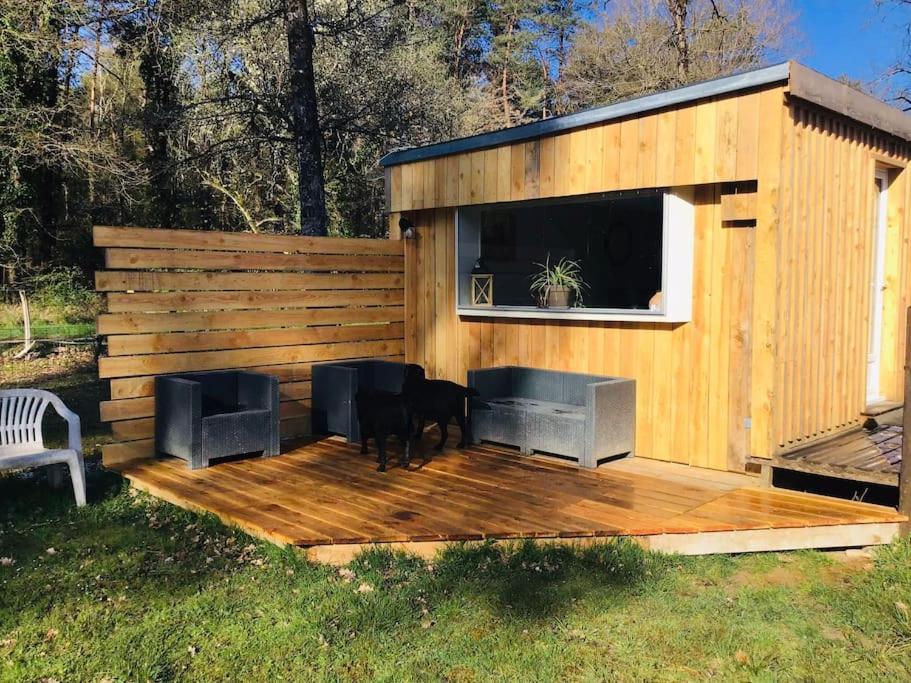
[3,0,802,275]
[285,0,327,236]
[667,0,688,82]
[560,0,795,109]
[418,0,491,82]
[536,0,595,115]
[0,0,143,282]
[878,0,911,109]
[169,0,463,236]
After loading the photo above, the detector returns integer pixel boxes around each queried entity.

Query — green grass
[0,323,95,341]
[2,354,910,681]
[1,481,910,682]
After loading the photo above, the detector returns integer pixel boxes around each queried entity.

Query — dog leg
[435,421,448,451]
[360,434,369,455]
[414,415,426,440]
[401,436,411,468]
[456,410,468,449]
[377,437,387,472]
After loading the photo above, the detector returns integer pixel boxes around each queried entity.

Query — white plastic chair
[0,389,86,506]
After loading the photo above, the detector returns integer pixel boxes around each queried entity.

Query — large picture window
[456,190,694,322]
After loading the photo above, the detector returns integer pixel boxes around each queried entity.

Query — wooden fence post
[901,307,911,535]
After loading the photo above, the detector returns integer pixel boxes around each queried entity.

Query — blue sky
[792,0,907,89]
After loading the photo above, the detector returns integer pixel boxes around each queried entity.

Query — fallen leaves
[0,557,14,567]
[0,638,16,648]
[733,650,750,666]
[356,583,374,594]
[43,628,59,642]
[45,548,56,556]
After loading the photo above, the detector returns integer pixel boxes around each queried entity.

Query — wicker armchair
[154,370,280,470]
[311,360,407,443]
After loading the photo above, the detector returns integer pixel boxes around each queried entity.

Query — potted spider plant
[529,254,588,308]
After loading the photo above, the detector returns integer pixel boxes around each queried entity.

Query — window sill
[457,306,690,323]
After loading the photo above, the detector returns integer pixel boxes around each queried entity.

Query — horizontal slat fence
[94,226,405,466]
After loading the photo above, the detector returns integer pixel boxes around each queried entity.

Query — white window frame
[455,189,695,323]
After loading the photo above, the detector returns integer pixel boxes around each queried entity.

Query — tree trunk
[501,23,514,127]
[138,12,180,228]
[667,0,689,84]
[285,0,328,236]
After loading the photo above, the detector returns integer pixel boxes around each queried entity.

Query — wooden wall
[400,189,755,471]
[771,100,911,453]
[391,86,784,471]
[94,226,405,467]
[388,86,785,212]
[390,82,911,470]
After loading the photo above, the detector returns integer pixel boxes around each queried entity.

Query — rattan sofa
[468,366,635,468]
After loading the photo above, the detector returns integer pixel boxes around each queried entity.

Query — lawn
[2,353,911,681]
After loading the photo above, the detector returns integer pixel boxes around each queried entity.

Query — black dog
[355,390,413,472]
[402,364,478,450]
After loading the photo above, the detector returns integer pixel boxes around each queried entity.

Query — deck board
[113,436,906,555]
[774,425,904,486]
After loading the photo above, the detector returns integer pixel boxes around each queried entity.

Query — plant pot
[546,286,572,308]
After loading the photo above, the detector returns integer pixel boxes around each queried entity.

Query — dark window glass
[467,193,663,309]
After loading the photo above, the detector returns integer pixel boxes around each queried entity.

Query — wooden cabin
[381,61,911,474]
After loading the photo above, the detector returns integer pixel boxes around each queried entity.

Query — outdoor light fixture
[400,216,416,239]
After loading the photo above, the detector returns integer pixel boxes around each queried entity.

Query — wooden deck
[772,426,903,487]
[113,436,906,563]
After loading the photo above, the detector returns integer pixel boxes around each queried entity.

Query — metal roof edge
[787,61,911,142]
[380,62,792,167]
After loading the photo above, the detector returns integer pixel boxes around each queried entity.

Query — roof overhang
[380,61,911,168]
[788,61,911,142]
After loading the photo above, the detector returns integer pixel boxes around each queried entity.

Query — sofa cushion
[197,372,239,409]
[474,396,585,456]
[509,369,564,401]
[526,408,586,459]
[201,409,271,459]
[372,361,406,393]
[201,395,236,417]
[561,374,607,406]
[471,400,527,448]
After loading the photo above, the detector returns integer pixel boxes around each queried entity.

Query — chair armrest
[584,378,636,467]
[237,371,280,456]
[311,364,360,441]
[468,366,512,400]
[155,377,202,458]
[236,371,278,411]
[48,398,82,454]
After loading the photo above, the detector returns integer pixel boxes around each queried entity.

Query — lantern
[470,259,493,307]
